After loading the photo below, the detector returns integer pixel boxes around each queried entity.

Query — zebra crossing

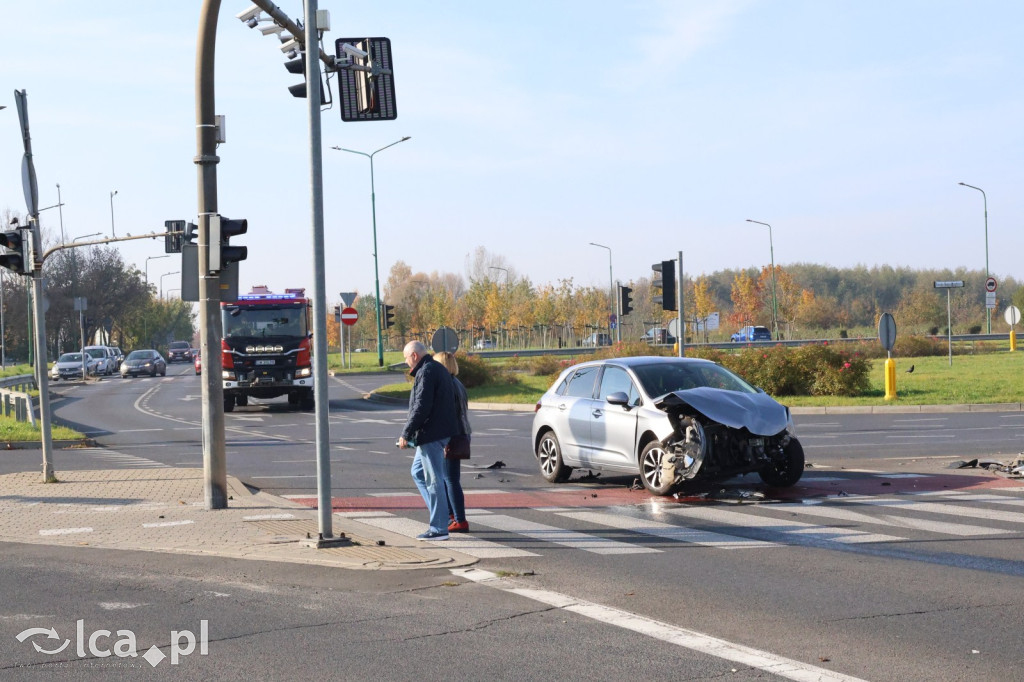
[76,448,170,469]
[336,487,1024,559]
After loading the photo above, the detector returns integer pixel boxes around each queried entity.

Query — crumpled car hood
[654,387,790,435]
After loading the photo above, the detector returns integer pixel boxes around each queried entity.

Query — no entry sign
[340,307,359,326]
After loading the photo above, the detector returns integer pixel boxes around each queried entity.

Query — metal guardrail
[0,374,37,426]
[467,333,1015,358]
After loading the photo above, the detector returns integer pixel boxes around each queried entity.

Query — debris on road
[485,461,506,469]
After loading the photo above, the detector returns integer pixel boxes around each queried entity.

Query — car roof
[571,356,716,370]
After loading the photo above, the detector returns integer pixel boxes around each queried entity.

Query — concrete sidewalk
[0,468,478,571]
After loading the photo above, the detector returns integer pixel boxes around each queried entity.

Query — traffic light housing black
[284,52,327,104]
[0,230,26,274]
[381,304,395,330]
[652,260,677,311]
[219,217,248,266]
[619,285,633,316]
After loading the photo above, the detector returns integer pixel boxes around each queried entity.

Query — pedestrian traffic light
[284,51,327,104]
[652,260,677,311]
[0,230,26,274]
[619,285,633,316]
[209,216,247,273]
[381,304,395,330]
[164,220,186,254]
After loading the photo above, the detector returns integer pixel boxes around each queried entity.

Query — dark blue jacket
[401,354,458,445]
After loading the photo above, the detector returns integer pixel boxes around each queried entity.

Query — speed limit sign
[986,277,997,292]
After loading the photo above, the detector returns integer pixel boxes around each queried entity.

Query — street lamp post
[109,190,118,238]
[72,233,101,372]
[166,288,181,300]
[145,255,169,293]
[745,219,779,340]
[143,255,169,348]
[331,136,411,367]
[958,182,991,334]
[160,271,179,300]
[589,242,615,342]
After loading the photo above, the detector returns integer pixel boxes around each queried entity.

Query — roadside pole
[195,0,228,509]
[677,251,684,358]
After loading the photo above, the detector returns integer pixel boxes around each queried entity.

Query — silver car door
[590,365,641,470]
[556,366,600,465]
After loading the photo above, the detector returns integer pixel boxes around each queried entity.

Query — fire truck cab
[220,287,314,412]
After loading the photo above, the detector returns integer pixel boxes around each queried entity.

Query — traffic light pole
[29,225,54,482]
[195,0,228,510]
[677,251,684,358]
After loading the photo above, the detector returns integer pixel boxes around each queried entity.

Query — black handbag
[445,433,471,460]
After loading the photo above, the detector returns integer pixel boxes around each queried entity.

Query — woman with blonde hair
[435,351,471,533]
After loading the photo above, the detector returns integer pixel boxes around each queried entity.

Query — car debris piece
[485,461,506,469]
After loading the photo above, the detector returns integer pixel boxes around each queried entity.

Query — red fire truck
[221,286,314,412]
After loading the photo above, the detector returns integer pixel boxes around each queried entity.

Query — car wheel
[536,430,572,483]
[639,440,679,495]
[758,437,805,487]
[224,396,235,413]
[237,394,249,407]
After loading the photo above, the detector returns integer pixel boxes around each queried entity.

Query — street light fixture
[745,219,779,340]
[958,182,991,334]
[109,190,118,238]
[331,136,411,367]
[146,255,170,293]
[589,242,615,342]
[160,271,179,300]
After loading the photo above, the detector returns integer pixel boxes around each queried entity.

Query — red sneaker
[448,520,470,533]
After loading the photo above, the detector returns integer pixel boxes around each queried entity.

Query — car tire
[758,437,805,487]
[224,396,235,413]
[536,430,572,483]
[639,440,681,496]
[237,394,249,407]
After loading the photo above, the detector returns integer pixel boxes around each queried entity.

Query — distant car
[121,350,167,378]
[731,325,772,343]
[640,328,676,345]
[531,356,804,495]
[194,350,201,375]
[83,345,116,375]
[167,341,193,363]
[50,352,91,381]
[582,333,613,347]
[109,347,124,370]
[353,348,368,353]
[473,339,495,350]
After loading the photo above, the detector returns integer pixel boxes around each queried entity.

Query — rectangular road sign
[933,280,965,288]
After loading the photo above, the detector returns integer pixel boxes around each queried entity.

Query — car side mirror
[606,391,630,407]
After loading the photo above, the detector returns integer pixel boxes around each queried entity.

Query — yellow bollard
[1011,329,1017,352]
[884,357,897,401]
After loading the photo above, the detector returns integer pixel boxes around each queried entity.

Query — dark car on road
[120,350,167,378]
[167,341,193,363]
[531,356,803,495]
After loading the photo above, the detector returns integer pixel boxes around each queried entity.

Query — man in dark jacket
[398,341,458,540]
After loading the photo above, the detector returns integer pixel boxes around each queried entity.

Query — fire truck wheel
[237,395,249,407]
[224,396,235,413]
[301,395,315,411]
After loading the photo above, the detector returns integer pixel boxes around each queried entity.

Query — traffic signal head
[652,260,677,311]
[381,304,395,329]
[284,52,327,104]
[619,285,634,316]
[0,230,26,274]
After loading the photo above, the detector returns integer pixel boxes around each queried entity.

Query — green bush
[455,353,519,389]
[593,340,672,360]
[705,343,872,397]
[525,354,563,377]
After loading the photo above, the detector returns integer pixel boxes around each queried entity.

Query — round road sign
[986,277,997,292]
[1005,306,1021,326]
[878,312,897,352]
[431,326,459,354]
[340,306,358,326]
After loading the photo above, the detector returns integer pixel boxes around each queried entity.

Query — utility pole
[196,0,228,509]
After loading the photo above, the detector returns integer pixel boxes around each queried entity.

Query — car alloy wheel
[537,431,572,483]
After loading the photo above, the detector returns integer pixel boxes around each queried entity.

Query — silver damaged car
[531,356,804,495]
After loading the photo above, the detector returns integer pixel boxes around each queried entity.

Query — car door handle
[557,403,567,411]
[592,409,603,418]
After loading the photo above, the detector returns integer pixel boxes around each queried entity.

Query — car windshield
[127,351,156,360]
[84,348,105,359]
[169,342,189,350]
[631,361,757,397]
[58,353,83,363]
[222,304,307,338]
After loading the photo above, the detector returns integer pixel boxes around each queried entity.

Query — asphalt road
[3,367,1022,679]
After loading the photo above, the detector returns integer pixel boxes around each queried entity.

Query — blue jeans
[410,439,449,533]
[444,457,466,524]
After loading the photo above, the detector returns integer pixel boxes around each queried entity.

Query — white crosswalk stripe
[331,490,1024,559]
[81,449,169,468]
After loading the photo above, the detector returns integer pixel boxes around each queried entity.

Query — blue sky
[2,1,1021,302]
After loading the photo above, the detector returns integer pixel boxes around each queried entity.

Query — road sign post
[1005,305,1020,352]
[934,281,964,366]
[878,312,897,401]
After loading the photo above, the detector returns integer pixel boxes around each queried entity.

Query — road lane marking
[666,507,904,544]
[848,498,1024,524]
[772,503,1005,537]
[553,510,778,549]
[336,512,537,558]
[142,520,194,528]
[457,569,867,682]
[242,513,296,521]
[39,527,93,536]
[464,511,658,555]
